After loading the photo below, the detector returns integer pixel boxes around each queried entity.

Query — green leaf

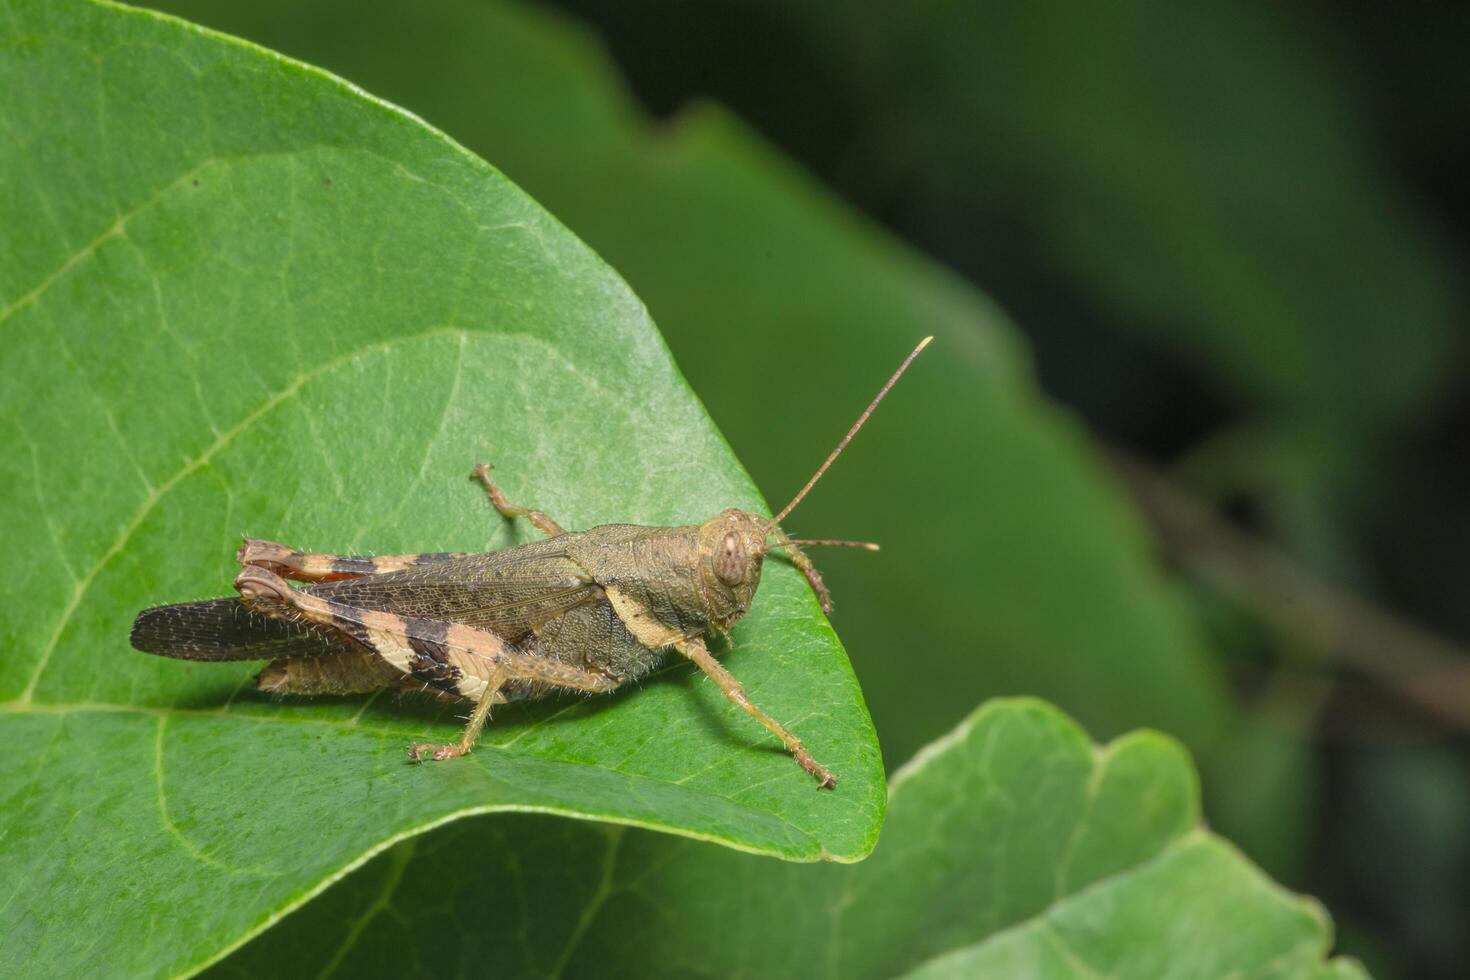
[0,1,883,976]
[212,699,1364,979]
[143,0,1233,772]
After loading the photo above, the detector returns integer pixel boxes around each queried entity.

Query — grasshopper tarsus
[468,461,496,493]
[408,742,463,763]
[793,744,837,790]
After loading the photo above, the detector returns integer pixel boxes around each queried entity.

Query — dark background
[146,2,1470,976]
[548,6,1470,974]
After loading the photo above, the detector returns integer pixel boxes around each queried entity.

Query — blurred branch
[1110,450,1470,731]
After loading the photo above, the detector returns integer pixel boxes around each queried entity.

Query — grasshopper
[131,338,931,788]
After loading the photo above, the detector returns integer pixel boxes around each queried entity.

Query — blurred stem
[1257,656,1336,732]
[1167,423,1274,506]
[1111,450,1470,731]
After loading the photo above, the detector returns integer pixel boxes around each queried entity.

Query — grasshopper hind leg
[237,464,566,587]
[238,538,470,583]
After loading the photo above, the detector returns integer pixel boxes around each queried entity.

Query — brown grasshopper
[131,338,931,788]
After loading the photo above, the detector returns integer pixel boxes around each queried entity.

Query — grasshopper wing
[130,596,352,661]
[132,537,601,661]
[314,540,601,641]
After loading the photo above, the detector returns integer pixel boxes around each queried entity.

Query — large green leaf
[212,698,1363,979]
[146,0,1232,773]
[0,1,883,975]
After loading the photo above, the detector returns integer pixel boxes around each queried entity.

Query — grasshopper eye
[715,531,745,586]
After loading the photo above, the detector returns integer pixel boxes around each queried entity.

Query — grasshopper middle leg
[766,526,834,614]
[472,463,565,537]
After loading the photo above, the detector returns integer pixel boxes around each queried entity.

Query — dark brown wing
[130,596,352,661]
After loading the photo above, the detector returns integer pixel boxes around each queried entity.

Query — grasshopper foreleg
[472,464,565,537]
[674,635,837,790]
[766,527,833,614]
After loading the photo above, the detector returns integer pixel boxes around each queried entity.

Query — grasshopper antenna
[768,335,933,528]
[770,538,880,551]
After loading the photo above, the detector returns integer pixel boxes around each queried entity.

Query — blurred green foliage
[765,1,1457,430]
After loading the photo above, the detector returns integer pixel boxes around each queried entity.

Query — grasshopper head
[697,509,874,621]
[697,508,770,629]
[700,337,930,622]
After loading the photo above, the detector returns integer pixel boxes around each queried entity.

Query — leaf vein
[14,326,470,703]
[313,838,418,980]
[152,715,273,877]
